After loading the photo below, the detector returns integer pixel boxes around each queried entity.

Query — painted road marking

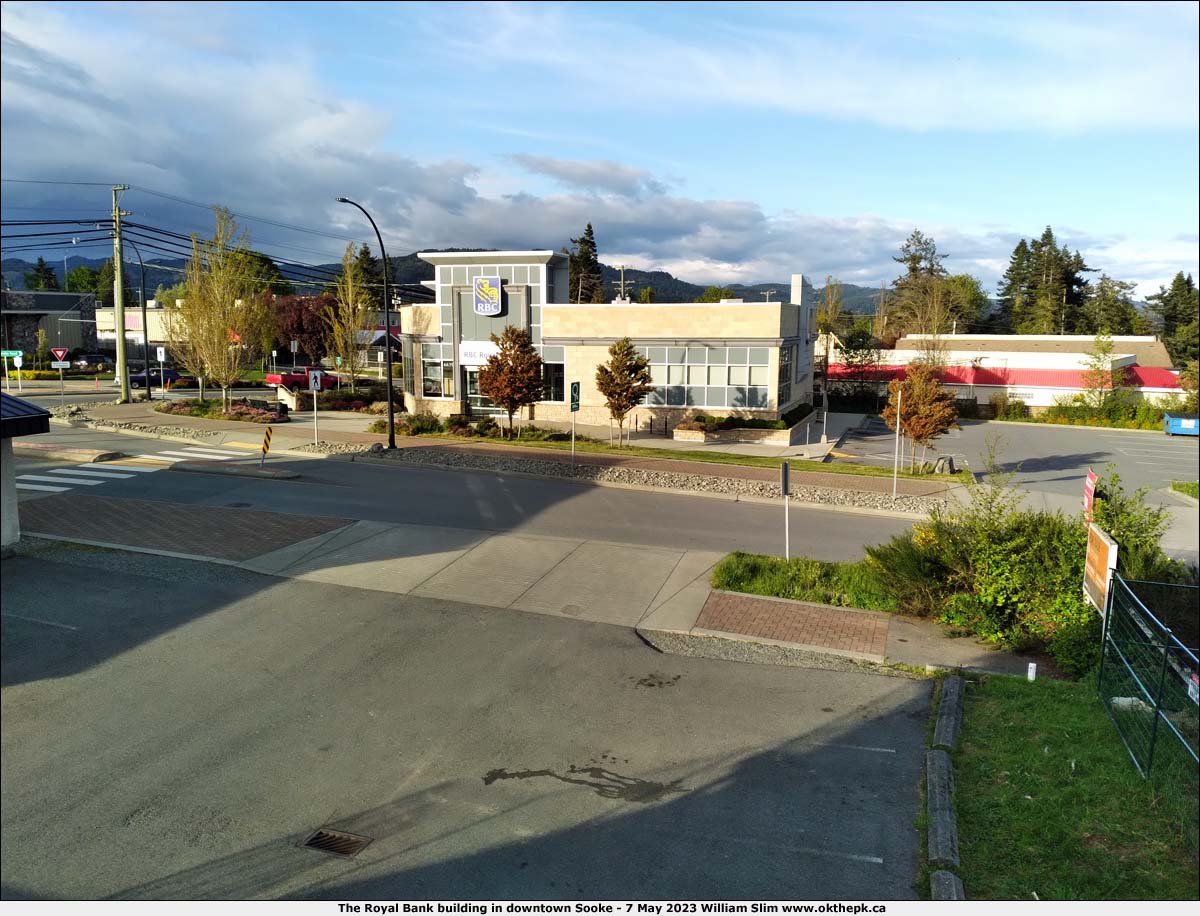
[155,450,235,461]
[221,441,262,449]
[15,483,70,493]
[132,453,187,463]
[17,474,106,486]
[52,468,135,479]
[178,447,249,457]
[104,462,163,472]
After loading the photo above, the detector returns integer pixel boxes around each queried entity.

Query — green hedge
[677,402,814,433]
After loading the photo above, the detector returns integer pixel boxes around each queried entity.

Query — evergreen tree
[892,229,946,283]
[237,251,294,296]
[568,224,603,304]
[95,259,116,308]
[23,257,60,291]
[1147,272,1199,366]
[996,239,1032,331]
[351,243,383,310]
[1080,275,1143,336]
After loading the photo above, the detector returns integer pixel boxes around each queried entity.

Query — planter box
[673,411,819,446]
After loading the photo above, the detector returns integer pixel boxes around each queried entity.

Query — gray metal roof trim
[1,392,53,439]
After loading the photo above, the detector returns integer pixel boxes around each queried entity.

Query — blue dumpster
[1163,412,1199,436]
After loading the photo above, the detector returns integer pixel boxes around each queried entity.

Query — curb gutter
[928,675,967,900]
[169,461,300,480]
[12,442,125,463]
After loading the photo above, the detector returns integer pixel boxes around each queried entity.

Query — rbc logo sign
[473,276,502,316]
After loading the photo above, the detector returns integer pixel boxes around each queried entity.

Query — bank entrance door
[464,368,502,415]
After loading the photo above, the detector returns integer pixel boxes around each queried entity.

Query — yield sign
[51,347,69,362]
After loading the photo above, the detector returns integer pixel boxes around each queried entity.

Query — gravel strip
[296,441,944,513]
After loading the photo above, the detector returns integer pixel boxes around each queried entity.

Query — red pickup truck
[265,366,339,390]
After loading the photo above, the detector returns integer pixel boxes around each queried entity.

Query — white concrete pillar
[1,438,19,549]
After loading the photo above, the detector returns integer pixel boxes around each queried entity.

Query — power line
[0,228,115,239]
[0,178,115,186]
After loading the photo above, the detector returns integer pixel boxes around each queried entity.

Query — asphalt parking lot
[2,543,932,901]
[832,417,1199,505]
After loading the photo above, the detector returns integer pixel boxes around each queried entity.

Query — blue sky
[2,0,1197,296]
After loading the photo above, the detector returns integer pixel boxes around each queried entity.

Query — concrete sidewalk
[16,492,1031,677]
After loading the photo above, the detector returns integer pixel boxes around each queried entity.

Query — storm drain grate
[300,827,373,858]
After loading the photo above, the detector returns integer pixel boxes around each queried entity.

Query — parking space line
[0,613,79,631]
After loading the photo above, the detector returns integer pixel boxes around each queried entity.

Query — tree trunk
[508,410,515,440]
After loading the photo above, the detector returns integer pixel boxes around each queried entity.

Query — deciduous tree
[276,294,331,364]
[1080,332,1129,412]
[595,337,653,446]
[477,326,544,438]
[696,285,736,303]
[323,243,373,390]
[882,362,959,470]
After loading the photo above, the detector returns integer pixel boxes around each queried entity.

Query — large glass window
[543,362,565,402]
[643,344,775,411]
[422,358,455,398]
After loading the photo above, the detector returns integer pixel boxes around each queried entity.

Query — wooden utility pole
[613,265,632,300]
[111,185,131,402]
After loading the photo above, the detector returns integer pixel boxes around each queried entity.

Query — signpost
[271,349,277,374]
[12,354,22,391]
[0,349,17,391]
[308,370,322,445]
[156,347,166,400]
[781,461,791,560]
[260,425,273,469]
[291,339,299,369]
[570,381,580,464]
[1084,468,1098,522]
[50,347,69,403]
[891,387,903,501]
[1083,523,1118,613]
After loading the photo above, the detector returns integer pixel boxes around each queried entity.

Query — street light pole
[125,239,150,401]
[335,197,396,449]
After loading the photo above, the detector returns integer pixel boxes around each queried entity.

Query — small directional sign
[51,347,68,362]
[157,347,166,363]
[290,339,299,354]
[13,355,23,368]
[570,381,580,412]
[51,361,70,369]
[1,349,20,358]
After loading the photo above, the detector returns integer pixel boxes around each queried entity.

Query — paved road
[1,545,931,900]
[13,428,917,561]
[834,417,1199,506]
[10,386,271,407]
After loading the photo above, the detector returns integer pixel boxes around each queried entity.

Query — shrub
[516,424,569,441]
[398,410,442,435]
[864,534,948,617]
[367,418,386,434]
[446,414,473,436]
[472,415,499,438]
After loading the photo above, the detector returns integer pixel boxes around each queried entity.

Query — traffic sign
[1,349,19,358]
[156,347,166,363]
[290,339,299,354]
[13,355,23,368]
[51,361,70,369]
[51,347,68,362]
[308,370,323,392]
[570,381,580,412]
[335,356,343,367]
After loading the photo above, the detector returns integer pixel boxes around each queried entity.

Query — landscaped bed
[954,674,1198,899]
[1171,480,1199,499]
[155,398,284,423]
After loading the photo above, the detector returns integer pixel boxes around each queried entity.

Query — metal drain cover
[300,827,373,858]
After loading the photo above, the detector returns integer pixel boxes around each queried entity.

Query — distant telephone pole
[613,264,633,301]
[112,185,132,403]
[761,289,777,302]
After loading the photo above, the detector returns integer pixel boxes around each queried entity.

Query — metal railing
[1097,573,1199,830]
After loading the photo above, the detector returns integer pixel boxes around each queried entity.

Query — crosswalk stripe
[17,474,106,486]
[16,482,71,493]
[179,447,247,457]
[51,468,135,479]
[133,453,187,463]
[103,463,162,472]
[156,450,234,460]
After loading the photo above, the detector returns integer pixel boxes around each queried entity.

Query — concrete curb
[17,532,243,567]
[926,748,959,869]
[927,675,967,900]
[932,674,964,750]
[988,418,1163,436]
[12,443,126,463]
[51,417,225,445]
[1165,486,1199,508]
[169,461,300,480]
[347,454,933,520]
[634,627,900,676]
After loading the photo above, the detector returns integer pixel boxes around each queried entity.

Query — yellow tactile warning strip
[222,442,262,449]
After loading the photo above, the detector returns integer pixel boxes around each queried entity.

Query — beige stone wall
[542,303,785,339]
[399,305,440,338]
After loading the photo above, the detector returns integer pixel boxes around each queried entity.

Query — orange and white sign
[1083,523,1118,612]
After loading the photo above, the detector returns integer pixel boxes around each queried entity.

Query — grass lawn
[710,551,896,611]
[1171,481,1199,499]
[403,431,966,480]
[955,674,1198,900]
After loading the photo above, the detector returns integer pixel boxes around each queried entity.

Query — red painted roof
[826,363,1180,390]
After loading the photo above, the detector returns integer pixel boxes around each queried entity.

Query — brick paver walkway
[694,590,890,658]
[20,494,351,562]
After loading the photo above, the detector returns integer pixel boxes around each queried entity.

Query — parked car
[265,366,339,390]
[73,353,115,370]
[129,367,194,389]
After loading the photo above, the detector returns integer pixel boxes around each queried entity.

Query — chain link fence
[1097,573,1198,850]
